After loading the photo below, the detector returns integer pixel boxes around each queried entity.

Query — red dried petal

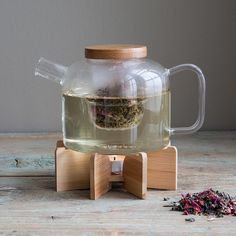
[167,189,236,217]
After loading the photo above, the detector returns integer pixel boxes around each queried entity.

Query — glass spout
[35,57,68,85]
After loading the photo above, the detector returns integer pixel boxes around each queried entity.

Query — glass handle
[168,64,206,135]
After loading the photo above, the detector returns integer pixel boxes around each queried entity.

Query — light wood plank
[147,146,177,190]
[1,132,236,177]
[55,146,91,191]
[0,177,236,236]
[123,152,147,199]
[0,132,236,234]
[90,154,111,200]
[109,174,124,182]
[0,133,61,176]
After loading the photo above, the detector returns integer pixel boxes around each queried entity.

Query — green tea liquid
[62,91,170,154]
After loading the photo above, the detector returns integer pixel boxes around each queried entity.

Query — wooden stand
[55,141,177,200]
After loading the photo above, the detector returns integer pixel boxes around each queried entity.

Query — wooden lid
[85,44,147,59]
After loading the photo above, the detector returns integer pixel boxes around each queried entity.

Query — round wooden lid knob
[85,44,147,60]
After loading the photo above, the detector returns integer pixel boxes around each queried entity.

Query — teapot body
[62,58,170,154]
[35,44,205,154]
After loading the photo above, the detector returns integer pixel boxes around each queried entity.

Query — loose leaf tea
[87,97,146,129]
[62,91,170,153]
[163,197,170,201]
[185,218,195,222]
[85,86,147,129]
[164,189,236,217]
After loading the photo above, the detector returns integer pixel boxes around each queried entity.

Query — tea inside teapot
[62,90,170,153]
[35,44,205,154]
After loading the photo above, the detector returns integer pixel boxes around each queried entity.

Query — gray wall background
[0,0,235,132]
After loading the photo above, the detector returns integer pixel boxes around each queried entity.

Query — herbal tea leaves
[164,189,236,217]
[87,97,146,129]
[185,218,195,222]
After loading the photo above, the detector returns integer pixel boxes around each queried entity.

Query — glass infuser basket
[35,44,205,154]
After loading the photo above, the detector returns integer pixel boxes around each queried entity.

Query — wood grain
[55,146,91,192]
[90,154,111,200]
[147,146,177,190]
[0,133,61,176]
[0,177,235,236]
[55,144,176,198]
[0,132,236,235]
[85,44,147,59]
[1,131,235,177]
[123,152,147,199]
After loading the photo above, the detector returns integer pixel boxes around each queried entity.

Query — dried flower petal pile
[165,189,236,217]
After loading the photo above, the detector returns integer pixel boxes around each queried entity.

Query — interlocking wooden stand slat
[55,141,177,200]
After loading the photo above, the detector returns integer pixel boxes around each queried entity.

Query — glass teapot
[35,44,205,154]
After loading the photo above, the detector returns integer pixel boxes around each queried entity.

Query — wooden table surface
[0,132,235,235]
